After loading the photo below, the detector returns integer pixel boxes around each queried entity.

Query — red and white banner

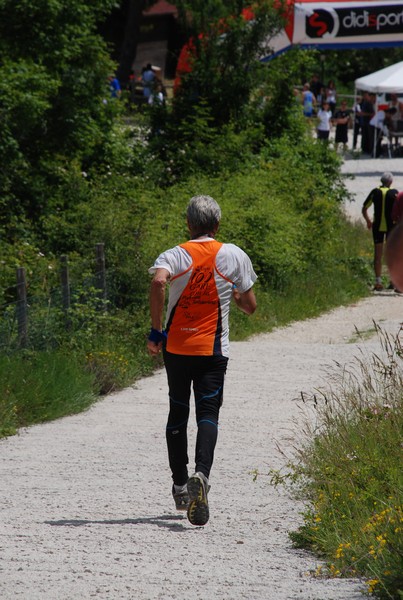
[264,0,403,60]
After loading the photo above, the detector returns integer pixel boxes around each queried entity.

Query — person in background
[309,74,323,103]
[316,86,326,107]
[389,190,403,293]
[360,92,375,154]
[325,80,337,115]
[333,100,351,152]
[386,219,403,293]
[148,82,165,106]
[388,93,403,147]
[352,95,363,150]
[147,195,257,526]
[369,107,397,157]
[141,63,156,100]
[316,101,332,141]
[392,190,403,226]
[108,75,121,99]
[389,94,403,125]
[362,172,398,291]
[302,82,316,118]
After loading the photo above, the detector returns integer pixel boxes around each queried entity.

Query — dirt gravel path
[1,155,403,600]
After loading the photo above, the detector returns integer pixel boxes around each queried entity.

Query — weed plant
[286,325,403,599]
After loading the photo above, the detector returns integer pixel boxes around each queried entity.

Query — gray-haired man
[147,195,257,526]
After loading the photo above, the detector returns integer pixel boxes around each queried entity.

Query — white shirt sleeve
[216,244,257,293]
[148,246,191,276]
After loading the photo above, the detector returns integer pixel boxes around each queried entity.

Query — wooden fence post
[16,267,28,347]
[60,255,71,329]
[95,243,107,311]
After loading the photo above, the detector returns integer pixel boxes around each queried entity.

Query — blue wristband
[148,328,167,344]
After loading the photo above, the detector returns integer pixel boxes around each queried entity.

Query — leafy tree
[145,1,313,183]
[0,0,117,228]
[172,0,287,127]
[306,47,403,91]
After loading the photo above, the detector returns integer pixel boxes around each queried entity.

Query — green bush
[284,326,403,599]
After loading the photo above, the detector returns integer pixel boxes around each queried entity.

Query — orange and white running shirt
[149,238,257,357]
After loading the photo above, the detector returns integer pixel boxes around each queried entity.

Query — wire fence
[0,243,114,352]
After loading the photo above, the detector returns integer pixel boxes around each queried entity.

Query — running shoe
[187,472,209,526]
[172,483,189,511]
[373,283,384,291]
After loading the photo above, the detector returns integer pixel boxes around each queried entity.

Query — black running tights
[163,351,228,486]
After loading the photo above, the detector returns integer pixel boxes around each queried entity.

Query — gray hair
[381,172,393,186]
[186,195,221,236]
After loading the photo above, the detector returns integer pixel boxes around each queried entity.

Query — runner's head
[381,172,393,186]
[187,195,221,238]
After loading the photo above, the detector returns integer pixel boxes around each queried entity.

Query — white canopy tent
[355,61,403,94]
[355,62,403,157]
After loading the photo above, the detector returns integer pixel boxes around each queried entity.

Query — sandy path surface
[1,154,403,600]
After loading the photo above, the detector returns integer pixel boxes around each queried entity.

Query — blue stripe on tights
[195,386,222,404]
[169,395,189,408]
[197,419,218,428]
[166,419,188,431]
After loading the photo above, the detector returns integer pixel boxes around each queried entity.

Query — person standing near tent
[369,107,397,157]
[352,95,363,150]
[360,92,375,154]
[333,100,351,152]
[362,172,398,291]
[325,80,337,115]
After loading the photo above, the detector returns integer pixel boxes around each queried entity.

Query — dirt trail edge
[1,156,403,600]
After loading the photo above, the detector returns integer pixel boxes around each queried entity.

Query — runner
[362,172,398,291]
[147,195,257,526]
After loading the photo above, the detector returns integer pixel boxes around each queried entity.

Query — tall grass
[285,325,403,599]
[0,351,96,437]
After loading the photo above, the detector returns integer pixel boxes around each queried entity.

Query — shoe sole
[187,476,209,526]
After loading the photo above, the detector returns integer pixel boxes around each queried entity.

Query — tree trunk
[117,0,149,87]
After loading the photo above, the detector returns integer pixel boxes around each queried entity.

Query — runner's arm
[233,287,257,315]
[362,194,373,229]
[147,268,170,355]
[362,206,372,229]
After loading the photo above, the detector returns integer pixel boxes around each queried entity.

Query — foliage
[173,0,287,127]
[147,101,265,186]
[86,349,131,395]
[0,119,374,437]
[320,47,403,89]
[0,350,96,435]
[0,0,118,227]
[257,49,315,140]
[282,326,403,599]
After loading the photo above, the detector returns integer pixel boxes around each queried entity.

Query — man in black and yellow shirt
[362,172,398,291]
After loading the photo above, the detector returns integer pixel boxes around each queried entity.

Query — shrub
[286,326,403,599]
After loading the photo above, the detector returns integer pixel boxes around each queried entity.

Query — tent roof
[355,61,403,93]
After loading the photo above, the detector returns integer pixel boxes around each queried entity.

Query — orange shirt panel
[166,241,223,355]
